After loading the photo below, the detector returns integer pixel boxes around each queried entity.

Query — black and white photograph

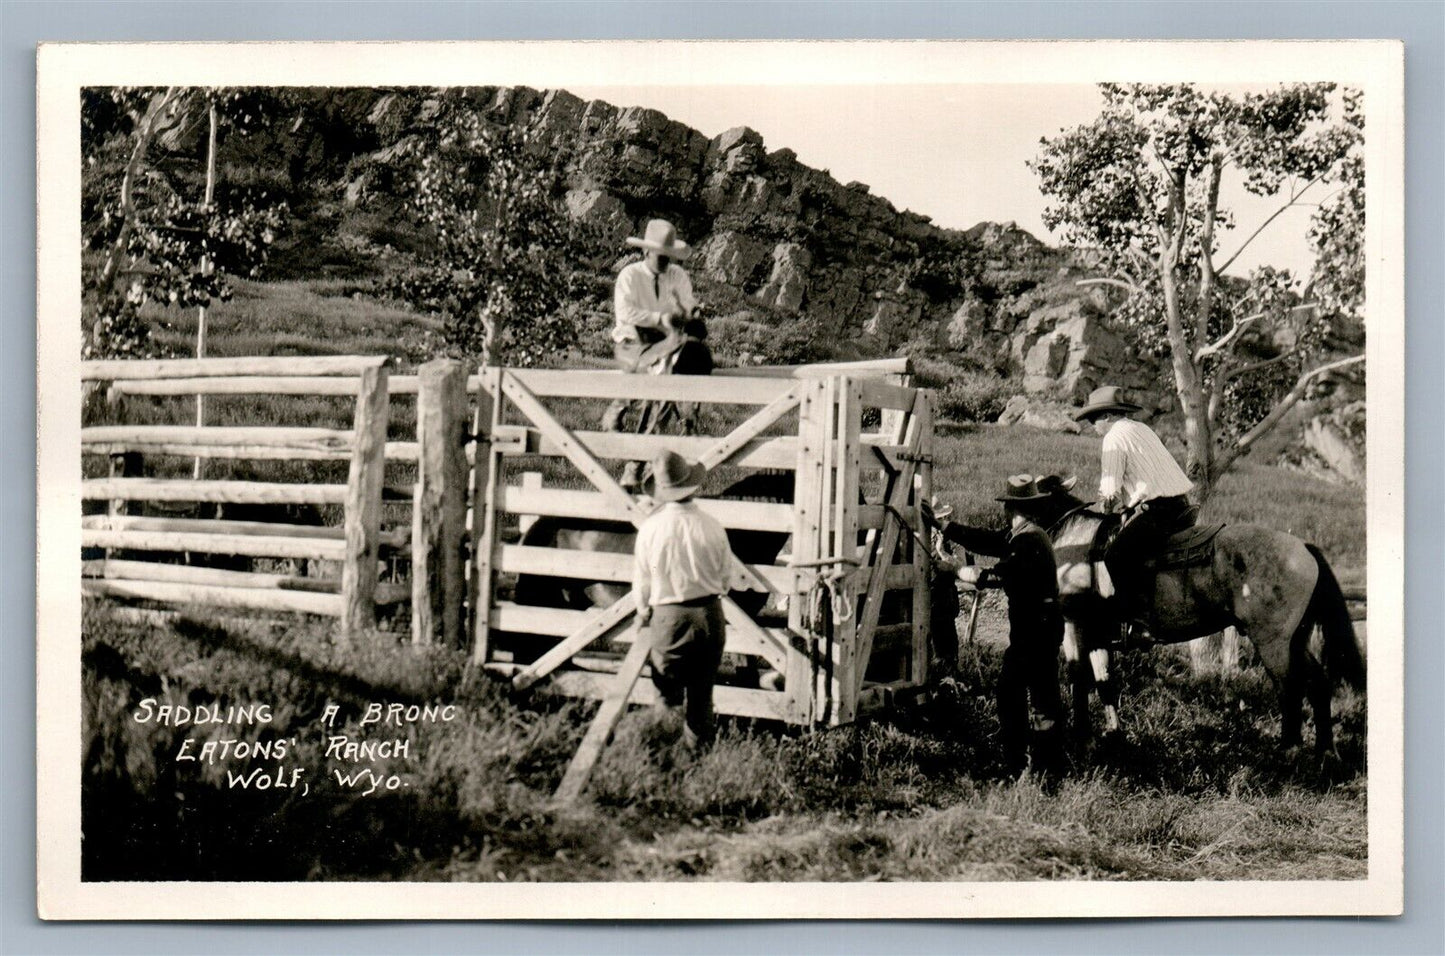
[35,40,1404,919]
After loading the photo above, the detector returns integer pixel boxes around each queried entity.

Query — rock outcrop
[362,86,1169,403]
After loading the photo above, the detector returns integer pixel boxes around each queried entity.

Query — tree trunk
[1157,250,1213,504]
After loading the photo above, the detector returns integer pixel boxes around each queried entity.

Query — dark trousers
[601,336,674,487]
[647,596,726,747]
[601,337,664,433]
[1105,495,1198,596]
[998,609,1065,773]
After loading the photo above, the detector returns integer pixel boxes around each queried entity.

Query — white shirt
[612,260,699,343]
[633,501,733,607]
[1099,418,1194,507]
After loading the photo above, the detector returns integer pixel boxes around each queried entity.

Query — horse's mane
[1039,493,1106,548]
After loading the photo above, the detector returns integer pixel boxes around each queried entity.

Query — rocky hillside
[344,86,1162,408]
[216,85,1358,482]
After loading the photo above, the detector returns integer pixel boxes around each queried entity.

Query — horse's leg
[1090,646,1122,736]
[1061,621,1093,745]
[1300,642,1335,761]
[1279,640,1306,750]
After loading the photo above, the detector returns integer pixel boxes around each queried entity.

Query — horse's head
[718,469,796,506]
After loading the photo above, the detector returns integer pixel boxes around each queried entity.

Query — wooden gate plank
[720,596,790,674]
[470,367,504,663]
[693,385,801,469]
[851,392,927,698]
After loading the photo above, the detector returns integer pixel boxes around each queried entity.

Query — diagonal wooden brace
[500,372,648,527]
[511,594,637,691]
[551,632,652,805]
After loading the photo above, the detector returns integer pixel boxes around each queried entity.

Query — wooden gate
[464,364,934,727]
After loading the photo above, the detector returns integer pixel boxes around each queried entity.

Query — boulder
[997,396,1083,434]
[697,231,770,287]
[755,242,813,312]
[1302,401,1366,485]
[563,188,633,245]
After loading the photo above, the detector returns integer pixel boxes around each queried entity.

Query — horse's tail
[1302,544,1366,692]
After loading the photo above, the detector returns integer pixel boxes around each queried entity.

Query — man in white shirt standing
[633,450,732,749]
[1073,385,1198,609]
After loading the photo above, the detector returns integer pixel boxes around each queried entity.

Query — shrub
[935,372,1020,423]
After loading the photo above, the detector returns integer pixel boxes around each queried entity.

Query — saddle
[634,318,713,376]
[1091,516,1226,573]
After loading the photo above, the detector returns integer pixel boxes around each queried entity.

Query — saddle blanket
[1142,523,1225,572]
[1091,519,1225,573]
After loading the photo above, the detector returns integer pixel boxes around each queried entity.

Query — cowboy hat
[625,219,691,260]
[643,450,707,502]
[1072,385,1144,421]
[994,474,1051,506]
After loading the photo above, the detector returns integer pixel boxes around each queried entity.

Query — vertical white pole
[193,100,218,480]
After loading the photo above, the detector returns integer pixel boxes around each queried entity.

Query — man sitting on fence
[633,450,732,750]
[602,219,708,490]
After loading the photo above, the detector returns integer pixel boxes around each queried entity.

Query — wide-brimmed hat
[1073,385,1143,421]
[643,450,706,502]
[625,219,691,260]
[994,474,1051,507]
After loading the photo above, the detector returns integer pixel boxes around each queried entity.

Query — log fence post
[340,362,390,636]
[411,358,468,647]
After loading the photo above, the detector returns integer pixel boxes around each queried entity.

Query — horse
[1028,487,1365,764]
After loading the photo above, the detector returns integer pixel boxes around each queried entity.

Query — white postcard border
[36,39,1405,920]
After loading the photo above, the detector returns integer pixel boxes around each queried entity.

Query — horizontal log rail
[713,357,911,379]
[83,355,392,381]
[83,425,419,463]
[509,427,905,472]
[82,528,349,561]
[108,376,369,397]
[500,485,795,532]
[473,368,799,405]
[83,578,345,616]
[82,514,409,549]
[83,478,350,505]
[491,601,791,671]
[82,558,410,604]
[542,670,791,723]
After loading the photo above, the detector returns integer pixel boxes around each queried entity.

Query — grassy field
[83,600,1365,882]
[80,279,1369,882]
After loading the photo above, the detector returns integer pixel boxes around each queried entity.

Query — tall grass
[82,599,1365,882]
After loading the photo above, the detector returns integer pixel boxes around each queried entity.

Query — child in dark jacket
[925,475,1068,777]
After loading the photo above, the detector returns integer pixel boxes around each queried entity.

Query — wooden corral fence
[450,358,935,729]
[81,355,411,634]
[82,354,939,733]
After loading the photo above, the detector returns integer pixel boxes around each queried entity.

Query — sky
[567,84,1324,281]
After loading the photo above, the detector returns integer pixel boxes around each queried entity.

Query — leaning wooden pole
[552,630,651,805]
[412,358,468,647]
[340,362,390,636]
